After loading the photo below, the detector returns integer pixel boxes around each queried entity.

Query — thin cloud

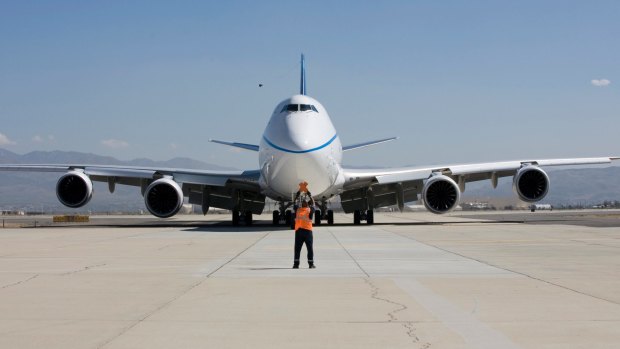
[33,134,56,143]
[0,132,16,146]
[101,138,129,148]
[591,79,611,87]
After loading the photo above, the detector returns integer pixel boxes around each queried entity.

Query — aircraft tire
[314,209,321,226]
[327,210,334,225]
[290,209,296,230]
[244,211,253,226]
[272,211,280,225]
[353,210,361,225]
[232,210,240,226]
[366,210,374,225]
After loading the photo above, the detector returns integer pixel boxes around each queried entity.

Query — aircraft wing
[209,140,260,152]
[340,157,619,213]
[342,137,398,151]
[0,164,264,214]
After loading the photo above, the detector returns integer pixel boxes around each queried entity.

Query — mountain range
[1,148,619,213]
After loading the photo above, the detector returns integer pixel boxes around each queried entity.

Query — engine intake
[56,171,93,208]
[422,175,461,214]
[144,178,184,218]
[513,166,549,202]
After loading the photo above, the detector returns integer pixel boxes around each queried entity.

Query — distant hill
[1,148,619,212]
[0,148,238,170]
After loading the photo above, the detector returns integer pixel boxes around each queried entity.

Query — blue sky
[1,1,618,169]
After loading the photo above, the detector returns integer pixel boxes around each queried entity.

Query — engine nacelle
[56,171,93,208]
[422,175,461,214]
[513,166,549,203]
[144,178,184,218]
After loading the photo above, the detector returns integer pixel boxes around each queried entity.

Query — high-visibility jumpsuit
[294,207,314,265]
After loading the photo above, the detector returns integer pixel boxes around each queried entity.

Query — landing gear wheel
[353,210,361,225]
[285,210,292,226]
[244,211,253,226]
[290,209,296,230]
[314,209,322,226]
[232,209,240,226]
[272,211,280,226]
[366,210,374,225]
[327,210,334,225]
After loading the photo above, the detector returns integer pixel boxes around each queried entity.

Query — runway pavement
[1,211,619,348]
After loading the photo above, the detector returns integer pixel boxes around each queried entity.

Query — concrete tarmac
[1,211,619,348]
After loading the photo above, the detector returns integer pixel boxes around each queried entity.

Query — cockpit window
[280,104,318,113]
[281,104,298,112]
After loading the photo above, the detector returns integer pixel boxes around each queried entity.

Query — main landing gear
[313,199,334,226]
[353,209,374,225]
[310,208,335,226]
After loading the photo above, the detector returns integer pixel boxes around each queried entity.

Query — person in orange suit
[293,184,315,269]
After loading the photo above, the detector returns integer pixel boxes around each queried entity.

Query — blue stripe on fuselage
[263,134,337,154]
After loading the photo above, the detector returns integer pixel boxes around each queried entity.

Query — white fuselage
[258,94,345,201]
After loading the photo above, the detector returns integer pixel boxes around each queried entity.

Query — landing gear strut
[353,209,374,225]
[232,209,253,226]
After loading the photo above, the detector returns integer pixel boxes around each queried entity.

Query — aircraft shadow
[48,218,524,231]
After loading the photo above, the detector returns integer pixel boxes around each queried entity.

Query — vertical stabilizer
[300,54,306,95]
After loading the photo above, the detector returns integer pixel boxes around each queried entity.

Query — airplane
[1,54,618,226]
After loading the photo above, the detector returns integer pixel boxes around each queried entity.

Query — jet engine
[144,178,184,218]
[56,171,93,208]
[513,166,549,202]
[422,175,461,214]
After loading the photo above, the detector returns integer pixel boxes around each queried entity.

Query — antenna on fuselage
[300,54,306,95]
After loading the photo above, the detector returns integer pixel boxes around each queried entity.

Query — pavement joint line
[327,227,369,277]
[58,230,159,248]
[569,239,620,249]
[0,274,39,289]
[96,231,270,349]
[157,240,196,251]
[61,263,107,276]
[389,230,620,307]
[205,232,270,278]
[396,278,522,349]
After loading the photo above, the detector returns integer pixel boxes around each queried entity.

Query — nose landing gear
[272,201,293,226]
[232,209,254,226]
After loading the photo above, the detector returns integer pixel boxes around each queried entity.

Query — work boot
[293,263,299,269]
[309,262,316,269]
